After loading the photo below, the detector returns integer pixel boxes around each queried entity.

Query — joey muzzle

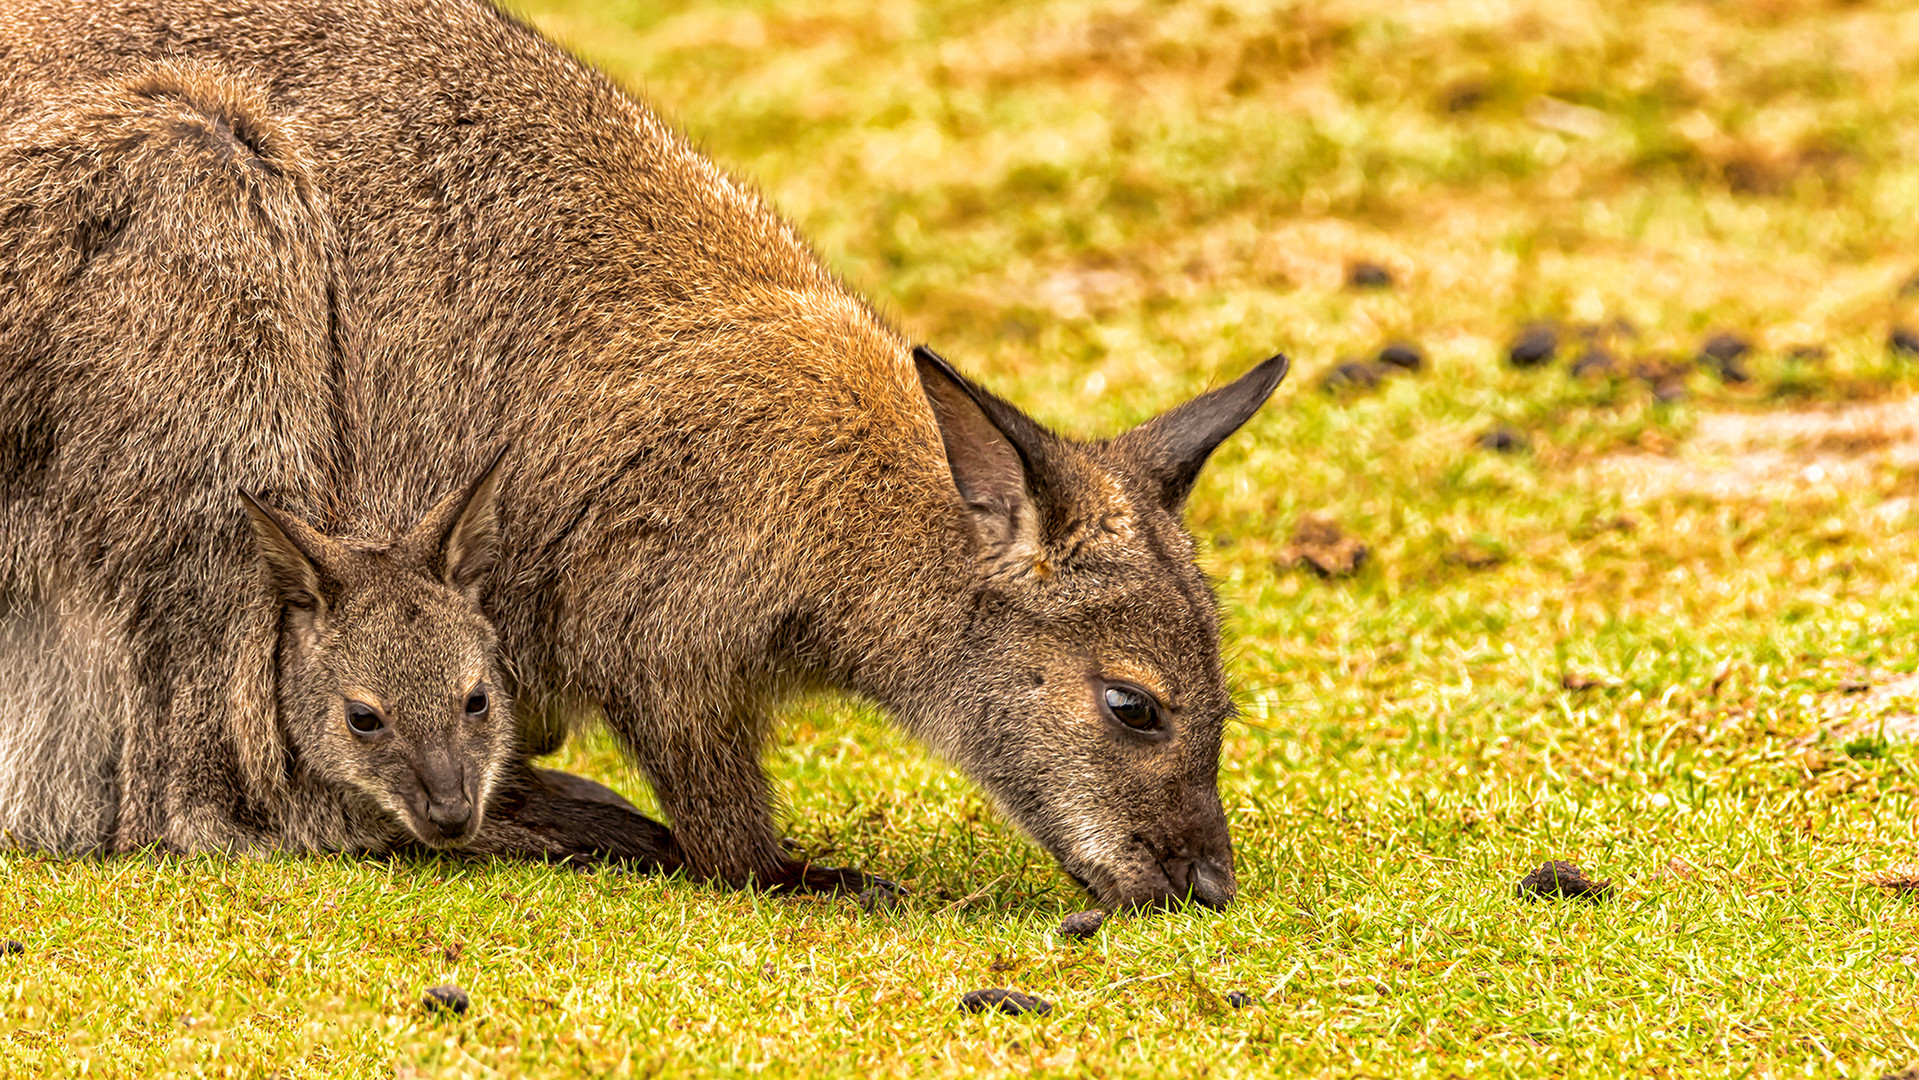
[412,758,476,844]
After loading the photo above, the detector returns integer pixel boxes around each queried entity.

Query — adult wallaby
[1,0,1286,907]
[0,59,679,864]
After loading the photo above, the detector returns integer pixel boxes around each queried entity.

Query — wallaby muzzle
[410,758,477,846]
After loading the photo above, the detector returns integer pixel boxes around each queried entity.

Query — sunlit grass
[11,0,1919,1075]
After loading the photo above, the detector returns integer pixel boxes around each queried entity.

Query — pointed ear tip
[911,344,952,378]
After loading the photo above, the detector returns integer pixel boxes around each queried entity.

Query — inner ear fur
[398,444,509,597]
[912,346,1056,567]
[239,489,353,614]
[1111,353,1289,510]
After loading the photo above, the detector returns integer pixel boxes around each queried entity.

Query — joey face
[912,349,1287,910]
[285,570,512,846]
[243,449,513,848]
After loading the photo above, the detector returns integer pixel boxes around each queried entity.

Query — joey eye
[464,689,489,717]
[1102,683,1164,733]
[346,701,386,736]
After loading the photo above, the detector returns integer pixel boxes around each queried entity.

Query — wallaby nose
[1187,856,1236,910]
[425,798,473,841]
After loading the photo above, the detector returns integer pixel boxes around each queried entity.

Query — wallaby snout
[412,752,475,844]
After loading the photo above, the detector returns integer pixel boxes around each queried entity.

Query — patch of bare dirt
[1808,670,1919,744]
[1595,396,1919,506]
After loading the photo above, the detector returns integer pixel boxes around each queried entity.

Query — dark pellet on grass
[1786,344,1829,362]
[0,940,20,956]
[1056,909,1106,938]
[1699,332,1752,363]
[1891,328,1919,357]
[1319,360,1390,394]
[1517,860,1614,902]
[1653,377,1689,403]
[1697,333,1753,383]
[1476,427,1526,453]
[1569,347,1616,379]
[1376,341,1424,371]
[1345,261,1393,289]
[423,983,470,1015]
[1224,991,1253,1009]
[1507,325,1557,368]
[960,988,1052,1016]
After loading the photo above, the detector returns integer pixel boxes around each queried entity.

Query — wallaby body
[0,0,1285,905]
[0,59,680,863]
[0,60,347,851]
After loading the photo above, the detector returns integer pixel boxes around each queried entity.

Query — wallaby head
[240,451,513,848]
[909,348,1288,910]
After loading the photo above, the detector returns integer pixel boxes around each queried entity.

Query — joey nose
[425,798,473,841]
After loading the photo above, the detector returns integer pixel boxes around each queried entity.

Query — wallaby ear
[913,346,1048,561]
[400,444,509,597]
[239,490,349,612]
[1112,353,1289,510]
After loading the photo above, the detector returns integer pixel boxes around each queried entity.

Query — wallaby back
[0,58,347,851]
[1,0,1286,906]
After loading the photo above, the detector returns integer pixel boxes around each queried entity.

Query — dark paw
[772,860,899,896]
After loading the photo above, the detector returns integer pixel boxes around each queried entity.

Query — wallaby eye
[345,701,386,737]
[1102,683,1164,733]
[465,689,489,717]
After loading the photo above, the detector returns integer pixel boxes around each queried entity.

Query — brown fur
[0,0,1286,906]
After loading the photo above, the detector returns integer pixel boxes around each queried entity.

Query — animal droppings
[0,940,20,956]
[857,886,902,915]
[1652,376,1690,404]
[1697,333,1753,383]
[1318,360,1391,394]
[1284,515,1368,579]
[423,983,470,1015]
[1376,342,1424,371]
[1345,261,1393,289]
[1507,325,1558,368]
[1569,346,1616,379]
[1891,328,1919,357]
[1516,860,1614,902]
[1475,427,1526,453]
[1786,343,1829,362]
[1224,990,1253,1008]
[959,988,1053,1016]
[1056,910,1106,938]
[1698,332,1752,363]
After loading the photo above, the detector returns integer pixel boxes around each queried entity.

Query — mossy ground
[11,1,1919,1076]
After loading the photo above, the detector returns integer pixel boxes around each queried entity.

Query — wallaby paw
[770,859,899,896]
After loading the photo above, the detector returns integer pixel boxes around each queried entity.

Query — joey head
[241,453,513,849]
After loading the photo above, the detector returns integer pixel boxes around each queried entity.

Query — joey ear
[913,346,1048,556]
[1112,353,1289,509]
[400,444,509,597]
[239,490,349,613]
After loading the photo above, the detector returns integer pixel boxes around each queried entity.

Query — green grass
[13,0,1919,1075]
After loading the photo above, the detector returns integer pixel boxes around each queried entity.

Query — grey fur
[0,0,1285,906]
